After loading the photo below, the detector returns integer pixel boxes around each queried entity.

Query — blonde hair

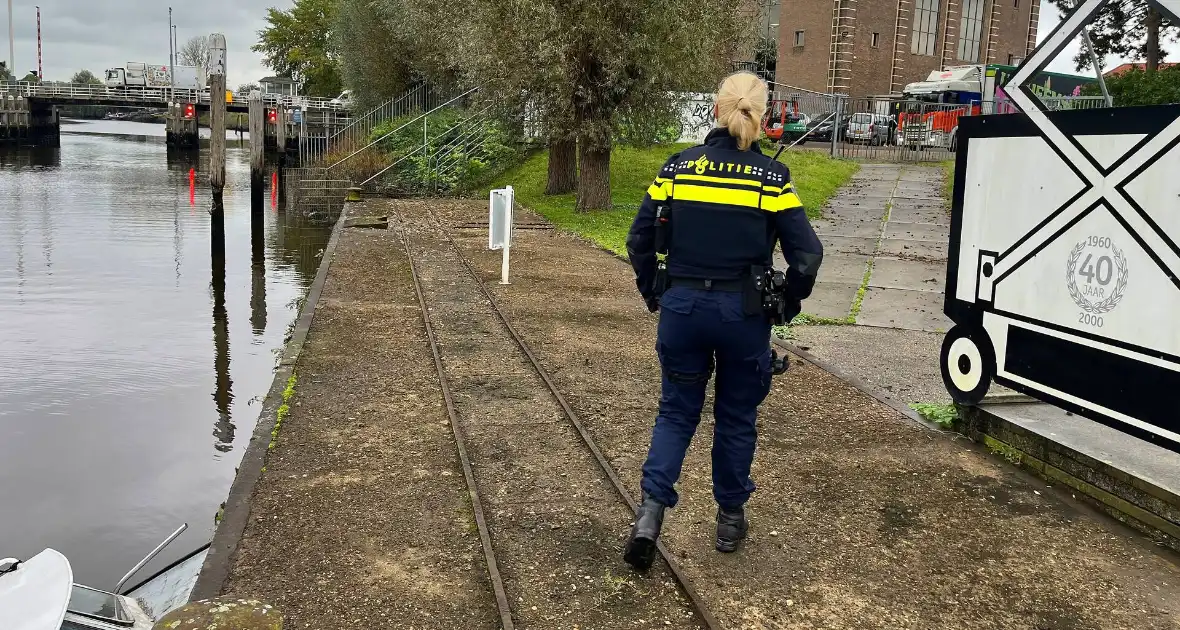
[715,71,768,150]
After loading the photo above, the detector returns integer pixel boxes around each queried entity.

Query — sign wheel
[940,325,995,404]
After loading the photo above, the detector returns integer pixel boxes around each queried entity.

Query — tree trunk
[576,139,612,212]
[1146,7,1161,72]
[545,137,577,194]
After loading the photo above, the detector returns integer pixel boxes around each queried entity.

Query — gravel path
[223,224,500,629]
[434,198,1180,630]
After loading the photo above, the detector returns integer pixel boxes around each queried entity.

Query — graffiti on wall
[675,93,715,144]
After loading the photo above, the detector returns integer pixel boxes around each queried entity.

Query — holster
[653,204,672,297]
[742,265,766,316]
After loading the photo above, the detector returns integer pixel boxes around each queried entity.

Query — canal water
[0,120,332,590]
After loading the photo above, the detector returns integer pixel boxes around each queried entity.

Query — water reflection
[211,208,235,453]
[0,120,334,588]
[0,144,61,168]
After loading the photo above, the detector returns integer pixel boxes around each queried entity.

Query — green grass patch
[909,402,959,429]
[269,372,298,450]
[486,142,860,256]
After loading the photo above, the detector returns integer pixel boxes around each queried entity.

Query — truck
[891,64,1098,151]
[104,63,202,90]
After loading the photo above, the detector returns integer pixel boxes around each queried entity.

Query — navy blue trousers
[639,286,773,511]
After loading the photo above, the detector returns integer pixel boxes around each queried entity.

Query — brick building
[774,0,1041,96]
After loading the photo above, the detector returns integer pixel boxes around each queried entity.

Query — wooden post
[248,92,265,258]
[207,33,228,209]
[275,106,287,207]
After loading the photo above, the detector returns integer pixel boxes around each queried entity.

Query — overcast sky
[4,0,273,88]
[2,0,1177,89]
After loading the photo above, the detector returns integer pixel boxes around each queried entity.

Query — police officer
[622,71,823,570]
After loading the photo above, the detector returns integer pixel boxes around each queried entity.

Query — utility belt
[652,202,791,326]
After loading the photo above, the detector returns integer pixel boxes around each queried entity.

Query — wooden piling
[207,34,228,208]
[275,106,287,207]
[248,93,265,256]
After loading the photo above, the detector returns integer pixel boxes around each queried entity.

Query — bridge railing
[0,81,351,112]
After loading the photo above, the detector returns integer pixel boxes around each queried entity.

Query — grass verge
[486,142,860,256]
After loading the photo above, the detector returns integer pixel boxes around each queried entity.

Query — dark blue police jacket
[626,127,824,312]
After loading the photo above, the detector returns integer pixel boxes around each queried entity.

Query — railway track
[394,202,724,630]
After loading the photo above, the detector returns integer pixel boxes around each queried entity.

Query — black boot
[623,494,665,571]
[716,506,748,553]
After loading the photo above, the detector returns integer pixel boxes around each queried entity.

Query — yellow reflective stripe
[762,183,794,194]
[647,180,673,201]
[762,192,805,212]
[655,177,673,184]
[674,184,761,208]
[674,174,762,188]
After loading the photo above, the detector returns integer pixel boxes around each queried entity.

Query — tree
[19,71,40,84]
[333,0,422,108]
[253,0,343,96]
[461,0,753,210]
[178,35,210,68]
[1085,63,1180,104]
[1050,0,1177,72]
[237,82,260,95]
[71,70,102,85]
[0,62,11,82]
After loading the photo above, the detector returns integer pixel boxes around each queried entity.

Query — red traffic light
[183,103,195,119]
[267,109,277,124]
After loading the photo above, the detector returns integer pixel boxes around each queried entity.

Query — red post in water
[271,172,277,210]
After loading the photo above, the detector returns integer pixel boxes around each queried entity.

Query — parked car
[805,112,849,143]
[845,112,892,145]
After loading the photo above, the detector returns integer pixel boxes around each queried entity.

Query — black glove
[644,295,659,313]
[783,298,802,323]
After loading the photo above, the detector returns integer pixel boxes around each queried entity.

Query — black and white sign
[941,0,1180,451]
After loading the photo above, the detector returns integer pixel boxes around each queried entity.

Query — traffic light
[267,109,277,124]
[183,103,195,119]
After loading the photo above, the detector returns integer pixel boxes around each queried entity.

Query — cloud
[4,0,278,88]
[1038,0,1179,75]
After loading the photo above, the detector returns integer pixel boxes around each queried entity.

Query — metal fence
[765,93,1116,162]
[283,167,352,221]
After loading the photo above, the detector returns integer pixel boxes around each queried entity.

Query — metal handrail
[358,100,492,187]
[328,83,426,144]
[328,85,479,171]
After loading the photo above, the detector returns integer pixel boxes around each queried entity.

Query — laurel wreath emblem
[1065,240,1129,314]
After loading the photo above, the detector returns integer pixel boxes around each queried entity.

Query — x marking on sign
[988,0,1180,289]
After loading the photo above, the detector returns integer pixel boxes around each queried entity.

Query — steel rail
[418,205,726,630]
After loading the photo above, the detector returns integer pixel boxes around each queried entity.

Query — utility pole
[8,0,14,82]
[168,8,174,86]
[35,6,40,81]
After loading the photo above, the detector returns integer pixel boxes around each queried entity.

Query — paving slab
[820,204,888,220]
[812,217,882,238]
[888,207,950,225]
[898,168,943,182]
[777,251,868,285]
[868,256,945,293]
[888,197,948,211]
[801,281,859,320]
[883,221,949,242]
[855,286,952,332]
[879,237,948,260]
[819,235,878,256]
[791,325,949,404]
